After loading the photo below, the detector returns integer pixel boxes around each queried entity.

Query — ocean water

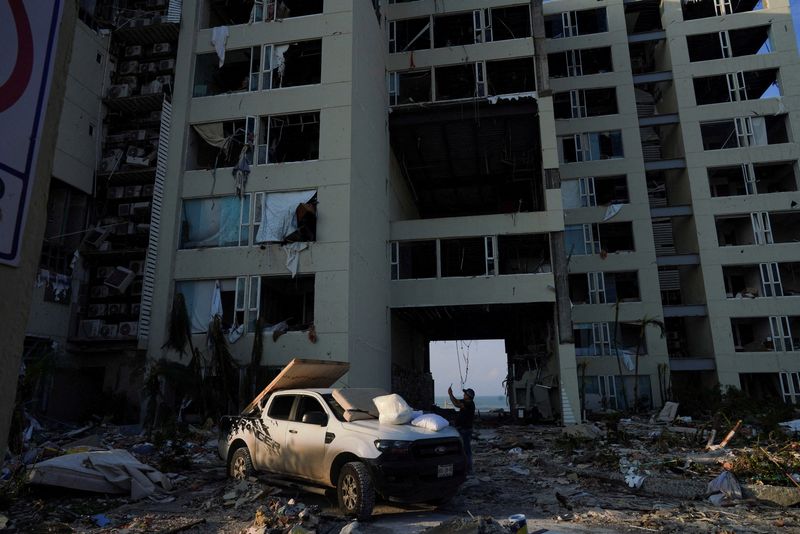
[434,395,508,412]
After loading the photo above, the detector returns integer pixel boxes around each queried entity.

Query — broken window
[625,1,663,33]
[433,12,474,48]
[559,131,623,163]
[693,68,780,105]
[561,175,628,208]
[175,279,237,333]
[180,195,251,249]
[682,0,763,21]
[554,88,617,119]
[497,234,551,275]
[253,190,317,244]
[489,5,532,41]
[731,316,797,352]
[193,48,253,97]
[573,271,640,303]
[255,112,320,165]
[708,162,797,197]
[440,238,488,277]
[389,17,431,53]
[258,275,315,331]
[202,0,255,28]
[390,240,437,280]
[700,115,787,150]
[548,47,612,78]
[251,0,323,23]
[435,64,477,100]
[687,26,771,62]
[269,40,322,89]
[389,69,432,105]
[486,58,536,96]
[187,118,248,170]
[545,7,607,38]
[566,223,635,255]
[780,372,800,404]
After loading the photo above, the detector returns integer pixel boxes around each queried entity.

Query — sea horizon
[434,394,508,412]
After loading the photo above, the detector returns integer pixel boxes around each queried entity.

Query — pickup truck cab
[218,361,466,520]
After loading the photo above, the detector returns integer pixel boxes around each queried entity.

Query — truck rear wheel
[337,461,374,520]
[229,446,254,480]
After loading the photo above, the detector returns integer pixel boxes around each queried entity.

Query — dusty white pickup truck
[219,360,467,520]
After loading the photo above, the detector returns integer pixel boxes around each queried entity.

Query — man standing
[448,386,476,475]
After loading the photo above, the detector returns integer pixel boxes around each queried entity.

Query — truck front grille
[411,438,462,458]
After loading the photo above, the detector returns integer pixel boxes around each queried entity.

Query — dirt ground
[3,418,800,533]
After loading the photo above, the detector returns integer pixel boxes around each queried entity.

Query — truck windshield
[321,394,346,422]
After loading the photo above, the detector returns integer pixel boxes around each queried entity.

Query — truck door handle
[289,429,298,434]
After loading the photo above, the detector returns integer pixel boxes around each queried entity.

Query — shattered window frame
[255,111,321,165]
[179,194,252,250]
[251,0,324,23]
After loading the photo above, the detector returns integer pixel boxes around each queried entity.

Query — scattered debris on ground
[2,400,800,532]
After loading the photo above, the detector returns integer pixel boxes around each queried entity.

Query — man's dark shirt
[455,399,475,430]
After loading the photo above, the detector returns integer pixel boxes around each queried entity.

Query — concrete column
[0,0,77,455]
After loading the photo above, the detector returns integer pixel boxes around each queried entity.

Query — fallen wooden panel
[242,358,349,415]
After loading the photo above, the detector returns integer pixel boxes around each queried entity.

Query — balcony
[688,26,772,62]
[723,262,800,298]
[716,211,800,247]
[682,0,764,21]
[708,162,798,197]
[731,316,800,353]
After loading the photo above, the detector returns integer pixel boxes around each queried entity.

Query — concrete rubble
[1,405,800,532]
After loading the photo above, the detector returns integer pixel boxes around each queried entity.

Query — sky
[793,0,800,52]
[429,340,507,397]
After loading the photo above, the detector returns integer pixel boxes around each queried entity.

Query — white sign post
[0,0,64,266]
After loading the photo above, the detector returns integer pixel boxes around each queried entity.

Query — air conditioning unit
[97,266,114,279]
[118,203,132,217]
[106,133,128,145]
[124,185,141,198]
[108,84,131,99]
[90,286,110,299]
[141,185,154,197]
[139,62,157,74]
[118,321,139,337]
[104,266,136,293]
[100,323,119,338]
[151,42,172,55]
[119,76,139,88]
[79,320,103,338]
[108,303,129,315]
[119,61,139,75]
[150,15,163,25]
[146,0,166,8]
[128,130,147,142]
[131,303,141,316]
[155,75,172,87]
[107,186,124,199]
[125,45,143,58]
[135,223,151,234]
[84,227,111,249]
[88,304,107,317]
[158,59,175,72]
[147,110,161,122]
[126,147,152,167]
[129,260,144,275]
[140,80,162,95]
[99,149,123,173]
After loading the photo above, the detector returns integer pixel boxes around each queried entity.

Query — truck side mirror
[302,411,328,426]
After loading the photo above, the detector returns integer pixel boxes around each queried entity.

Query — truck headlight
[374,440,412,454]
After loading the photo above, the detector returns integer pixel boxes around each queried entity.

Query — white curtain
[255,190,316,243]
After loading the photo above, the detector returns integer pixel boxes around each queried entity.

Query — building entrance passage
[390,303,560,422]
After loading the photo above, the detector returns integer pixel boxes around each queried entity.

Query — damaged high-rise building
[12,0,800,431]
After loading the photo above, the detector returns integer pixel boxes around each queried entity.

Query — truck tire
[229,446,254,480]
[337,461,375,520]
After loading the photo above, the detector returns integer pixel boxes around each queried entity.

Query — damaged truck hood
[343,419,461,440]
[243,358,349,414]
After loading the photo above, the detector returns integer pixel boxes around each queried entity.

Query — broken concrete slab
[562,423,602,440]
[743,483,800,507]
[656,402,679,423]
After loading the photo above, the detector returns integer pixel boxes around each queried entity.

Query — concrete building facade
[12,0,800,433]
[547,0,800,411]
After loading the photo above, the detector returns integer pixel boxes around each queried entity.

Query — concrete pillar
[0,0,77,455]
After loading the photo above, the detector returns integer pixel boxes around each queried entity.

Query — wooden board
[242,358,349,414]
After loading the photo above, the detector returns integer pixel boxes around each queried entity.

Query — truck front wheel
[229,446,254,480]
[337,461,375,520]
